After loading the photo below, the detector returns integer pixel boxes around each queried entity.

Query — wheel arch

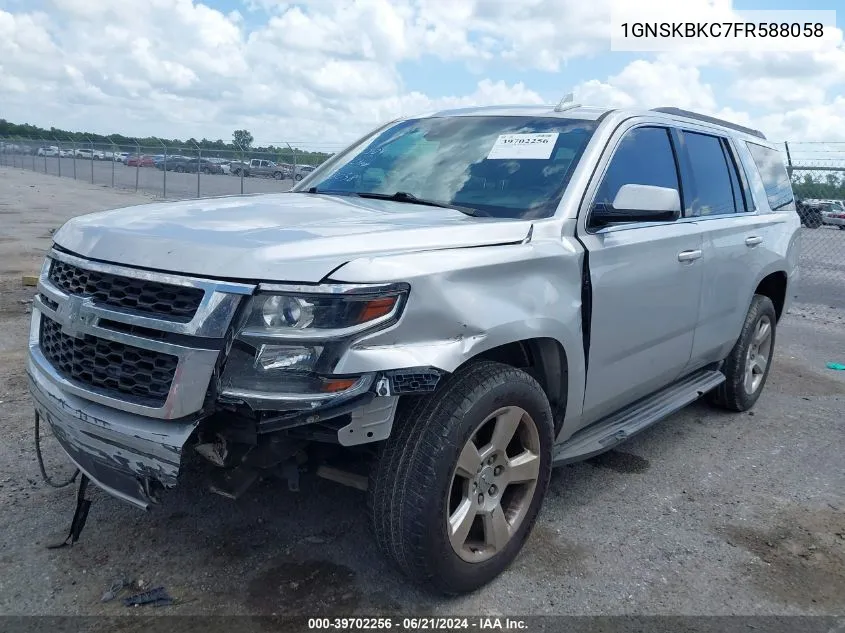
[454,337,569,434]
[754,270,787,321]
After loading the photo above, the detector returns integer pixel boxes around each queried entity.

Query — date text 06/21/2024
[307,617,529,630]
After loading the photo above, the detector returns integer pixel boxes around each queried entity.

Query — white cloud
[575,60,717,111]
[0,0,843,147]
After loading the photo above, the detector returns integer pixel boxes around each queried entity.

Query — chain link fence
[0,136,345,200]
[1,135,843,309]
[783,142,845,309]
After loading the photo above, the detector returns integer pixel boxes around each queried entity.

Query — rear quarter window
[746,142,795,212]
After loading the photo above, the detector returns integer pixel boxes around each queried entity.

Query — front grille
[49,259,204,321]
[39,315,178,407]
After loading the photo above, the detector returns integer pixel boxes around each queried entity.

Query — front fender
[329,241,587,420]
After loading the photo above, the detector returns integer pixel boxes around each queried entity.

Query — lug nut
[487,455,496,465]
[488,485,498,496]
[477,493,484,504]
[494,465,504,476]
[477,464,483,473]
[472,481,477,491]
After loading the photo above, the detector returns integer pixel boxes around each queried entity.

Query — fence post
[54,137,62,178]
[157,138,167,198]
[31,142,36,171]
[784,141,793,177]
[134,139,141,192]
[72,140,78,179]
[87,136,94,183]
[235,141,245,194]
[287,143,297,185]
[41,138,48,173]
[192,142,201,198]
[109,137,117,188]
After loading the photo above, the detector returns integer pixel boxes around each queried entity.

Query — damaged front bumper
[28,356,199,510]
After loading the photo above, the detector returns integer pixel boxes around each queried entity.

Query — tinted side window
[594,127,679,209]
[683,132,737,216]
[746,142,795,211]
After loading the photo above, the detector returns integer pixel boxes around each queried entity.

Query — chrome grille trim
[44,249,254,338]
[31,251,258,419]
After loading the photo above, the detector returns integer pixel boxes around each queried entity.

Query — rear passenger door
[577,125,704,427]
[675,130,786,369]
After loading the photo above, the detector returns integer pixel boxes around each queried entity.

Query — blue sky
[0,0,843,146]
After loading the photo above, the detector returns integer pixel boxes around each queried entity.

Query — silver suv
[27,104,799,594]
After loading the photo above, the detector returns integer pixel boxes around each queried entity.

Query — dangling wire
[34,411,79,488]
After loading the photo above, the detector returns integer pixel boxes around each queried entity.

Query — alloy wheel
[446,406,541,563]
[745,315,773,394]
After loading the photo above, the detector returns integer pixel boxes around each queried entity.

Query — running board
[552,369,725,466]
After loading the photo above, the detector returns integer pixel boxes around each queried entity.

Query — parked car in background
[819,200,845,229]
[795,199,824,228]
[126,155,155,167]
[36,146,59,157]
[59,149,73,158]
[229,158,287,179]
[115,152,130,163]
[293,164,315,181]
[74,149,93,159]
[164,156,224,174]
[206,157,231,175]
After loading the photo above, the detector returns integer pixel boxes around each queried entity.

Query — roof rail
[650,107,766,140]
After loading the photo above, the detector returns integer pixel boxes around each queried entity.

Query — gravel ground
[0,166,843,617]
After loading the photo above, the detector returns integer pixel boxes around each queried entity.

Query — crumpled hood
[53,192,533,282]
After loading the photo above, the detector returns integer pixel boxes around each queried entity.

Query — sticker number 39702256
[486,133,559,160]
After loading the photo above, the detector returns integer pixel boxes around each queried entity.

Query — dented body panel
[331,233,588,435]
[28,357,197,509]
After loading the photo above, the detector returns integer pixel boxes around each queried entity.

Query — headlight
[219,282,409,409]
[238,283,409,341]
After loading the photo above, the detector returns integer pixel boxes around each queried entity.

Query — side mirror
[591,184,681,226]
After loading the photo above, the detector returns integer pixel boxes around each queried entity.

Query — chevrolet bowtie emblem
[59,295,87,338]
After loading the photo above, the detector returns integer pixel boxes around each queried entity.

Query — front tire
[368,361,553,595]
[710,294,777,412]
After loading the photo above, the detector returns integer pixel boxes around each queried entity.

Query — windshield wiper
[303,188,486,217]
[351,191,486,217]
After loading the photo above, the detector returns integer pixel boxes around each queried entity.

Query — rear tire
[367,361,553,595]
[710,294,777,412]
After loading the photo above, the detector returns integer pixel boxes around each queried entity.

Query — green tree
[233,129,253,150]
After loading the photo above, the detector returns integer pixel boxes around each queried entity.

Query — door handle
[745,236,763,247]
[678,249,702,262]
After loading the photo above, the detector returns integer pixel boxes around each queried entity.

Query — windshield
[297,116,598,219]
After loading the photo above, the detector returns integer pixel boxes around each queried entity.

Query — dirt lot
[1,166,844,617]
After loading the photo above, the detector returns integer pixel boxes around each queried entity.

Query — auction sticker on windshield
[487,133,559,160]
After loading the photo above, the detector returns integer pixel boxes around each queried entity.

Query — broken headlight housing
[219,283,409,409]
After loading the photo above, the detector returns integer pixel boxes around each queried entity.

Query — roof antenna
[554,92,580,112]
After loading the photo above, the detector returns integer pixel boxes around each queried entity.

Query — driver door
[576,125,704,426]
